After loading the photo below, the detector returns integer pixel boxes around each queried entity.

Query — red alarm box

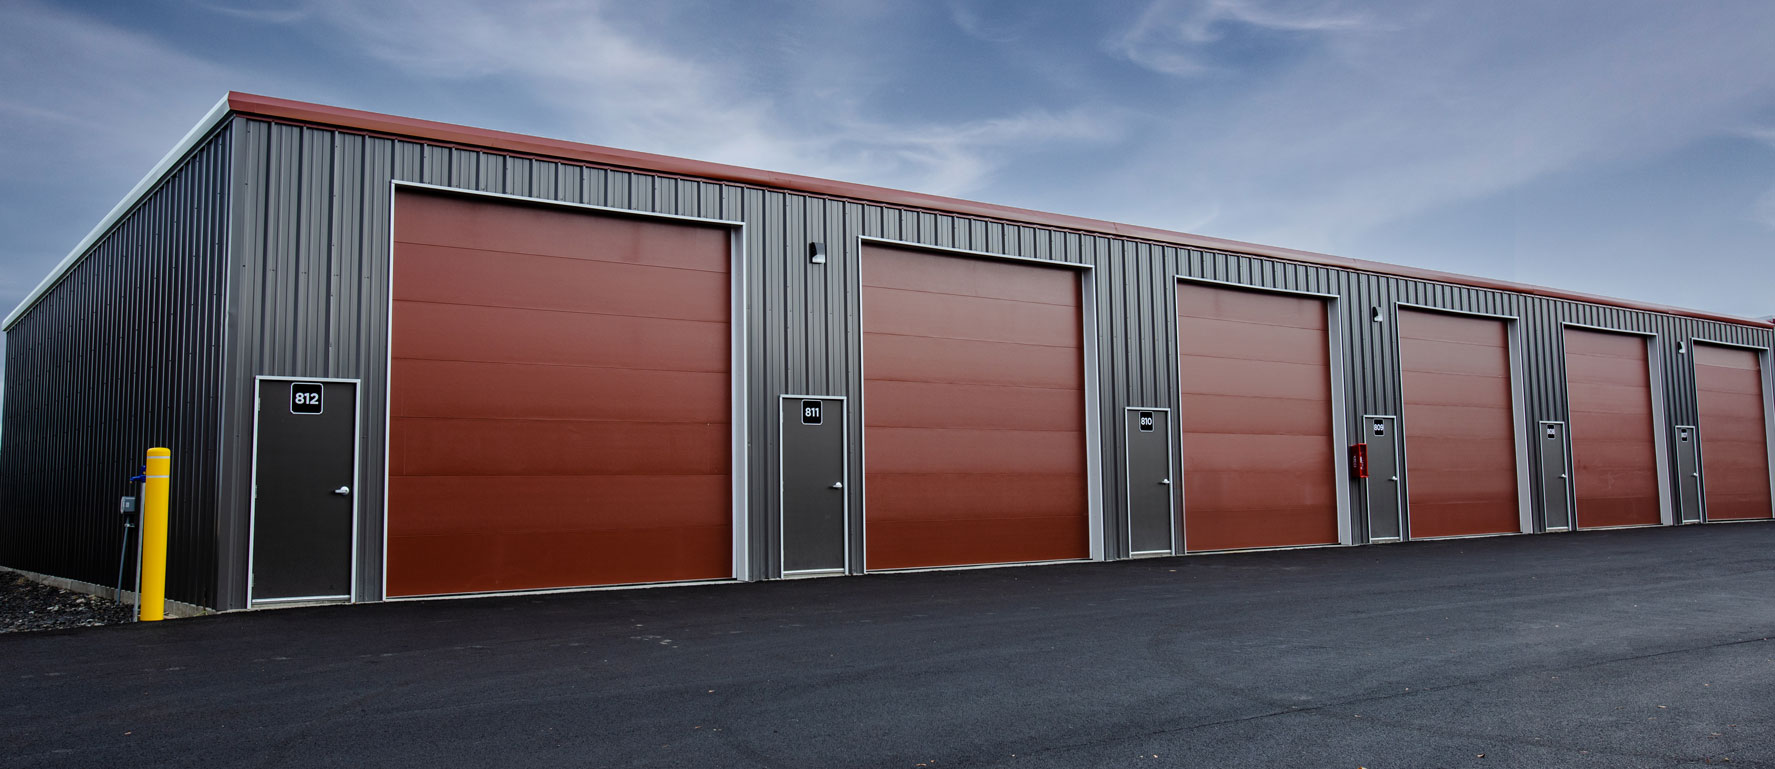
[1349,443,1369,479]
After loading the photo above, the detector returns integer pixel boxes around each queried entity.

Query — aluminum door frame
[1560,322,1675,527]
[1537,420,1574,532]
[1361,414,1403,542]
[248,375,362,606]
[855,236,1105,573]
[381,182,751,601]
[1690,337,1775,523]
[1173,276,1355,551]
[1123,406,1177,556]
[778,394,850,577]
[1394,302,1534,537]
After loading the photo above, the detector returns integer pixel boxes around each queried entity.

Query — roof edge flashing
[3,95,233,331]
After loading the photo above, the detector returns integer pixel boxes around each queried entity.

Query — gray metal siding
[219,116,1775,606]
[0,126,231,607]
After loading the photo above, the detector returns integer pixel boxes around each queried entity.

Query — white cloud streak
[1098,0,1775,259]
[1112,0,1375,76]
[297,0,1120,197]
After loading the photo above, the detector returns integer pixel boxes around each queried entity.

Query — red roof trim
[225,92,1769,329]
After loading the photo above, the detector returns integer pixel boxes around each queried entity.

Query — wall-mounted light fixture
[1372,306,1385,323]
[808,242,827,264]
[1677,340,1687,354]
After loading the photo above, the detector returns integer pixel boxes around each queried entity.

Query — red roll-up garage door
[1177,283,1338,551]
[1564,327,1660,528]
[1397,309,1519,538]
[1694,344,1774,521]
[386,191,732,597]
[862,245,1089,570]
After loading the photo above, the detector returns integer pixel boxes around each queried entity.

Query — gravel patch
[0,573,134,633]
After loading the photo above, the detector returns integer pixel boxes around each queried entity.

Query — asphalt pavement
[5,523,1775,768]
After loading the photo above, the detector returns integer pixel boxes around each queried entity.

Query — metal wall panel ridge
[0,126,232,607]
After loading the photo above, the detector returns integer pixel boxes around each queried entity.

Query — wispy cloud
[947,1,1040,44]
[294,0,1120,196]
[0,1,258,295]
[1744,126,1775,230]
[1111,0,1374,76]
[2,0,1772,319]
[1095,0,1775,259]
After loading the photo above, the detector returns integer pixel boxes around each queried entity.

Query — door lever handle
[829,481,843,490]
[333,486,351,496]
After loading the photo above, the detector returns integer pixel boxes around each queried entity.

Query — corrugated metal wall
[0,125,231,607]
[215,116,1775,608]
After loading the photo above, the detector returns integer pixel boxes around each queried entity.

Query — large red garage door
[386,192,732,597]
[1397,309,1519,538]
[1564,328,1660,528]
[1177,283,1338,551]
[1694,344,1774,521]
[861,245,1089,570]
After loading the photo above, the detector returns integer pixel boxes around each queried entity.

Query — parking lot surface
[4,523,1774,768]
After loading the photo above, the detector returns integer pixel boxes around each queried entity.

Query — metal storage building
[3,92,1772,612]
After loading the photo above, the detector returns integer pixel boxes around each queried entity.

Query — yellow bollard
[139,447,171,622]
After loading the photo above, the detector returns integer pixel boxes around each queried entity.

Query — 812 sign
[290,382,325,415]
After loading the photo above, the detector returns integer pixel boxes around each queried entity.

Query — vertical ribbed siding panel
[217,116,1775,603]
[1,126,230,608]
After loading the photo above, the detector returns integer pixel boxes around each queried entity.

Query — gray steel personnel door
[1676,425,1703,523]
[1364,416,1402,541]
[1539,421,1572,531]
[781,397,847,574]
[251,378,357,604]
[1125,408,1174,555]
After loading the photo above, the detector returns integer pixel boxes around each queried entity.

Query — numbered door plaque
[290,382,325,415]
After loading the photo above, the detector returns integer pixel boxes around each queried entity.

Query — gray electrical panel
[1675,425,1703,523]
[1539,421,1572,531]
[1364,416,1402,541]
[781,397,847,574]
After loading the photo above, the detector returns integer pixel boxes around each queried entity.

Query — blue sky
[3,0,1774,321]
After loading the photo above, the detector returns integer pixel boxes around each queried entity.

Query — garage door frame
[1560,321,1674,528]
[855,236,1105,571]
[1392,302,1534,539]
[1173,276,1354,551]
[379,182,751,599]
[1689,336,1775,523]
